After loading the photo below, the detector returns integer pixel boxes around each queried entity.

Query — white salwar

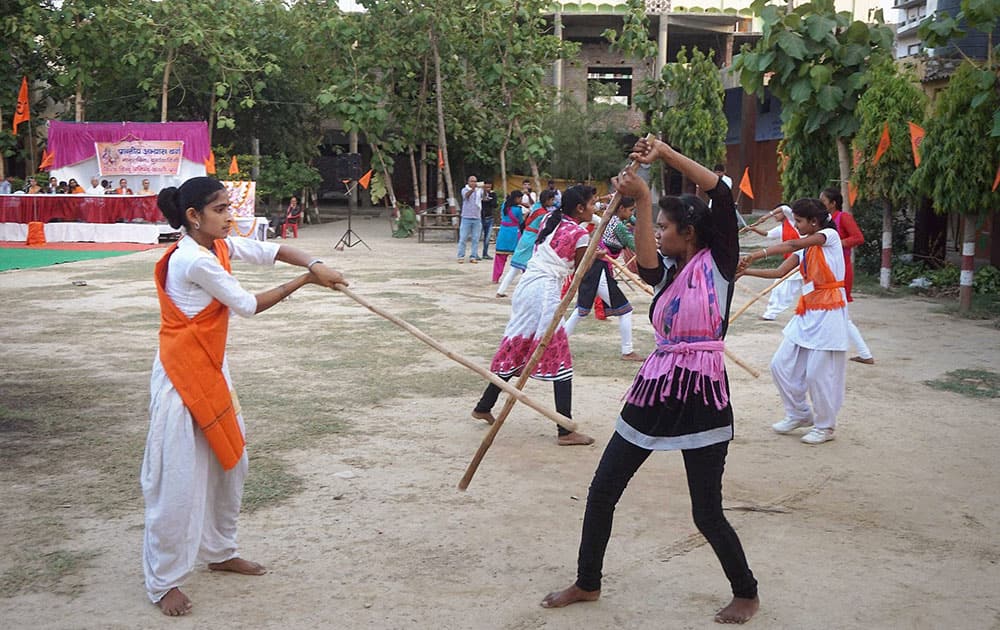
[563,271,635,355]
[769,228,849,432]
[141,235,279,603]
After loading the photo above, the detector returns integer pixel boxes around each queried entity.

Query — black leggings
[575,432,757,598]
[475,377,572,436]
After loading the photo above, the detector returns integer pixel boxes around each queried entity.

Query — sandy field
[1,215,998,630]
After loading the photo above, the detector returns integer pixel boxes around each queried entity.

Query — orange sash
[780,220,798,259]
[155,239,245,470]
[795,244,846,315]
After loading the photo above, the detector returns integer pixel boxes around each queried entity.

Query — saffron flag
[204,151,216,174]
[38,148,54,171]
[992,161,1000,193]
[12,76,30,133]
[358,169,373,190]
[908,122,925,168]
[848,182,858,207]
[873,123,891,166]
[738,167,754,199]
[228,156,239,175]
[437,150,444,169]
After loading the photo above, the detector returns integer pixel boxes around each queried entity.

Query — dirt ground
[1,215,998,630]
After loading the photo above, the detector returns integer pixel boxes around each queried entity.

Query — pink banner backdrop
[47,121,210,169]
[97,140,184,176]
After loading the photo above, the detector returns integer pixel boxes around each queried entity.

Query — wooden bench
[417,212,460,242]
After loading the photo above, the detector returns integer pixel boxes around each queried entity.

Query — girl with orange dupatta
[541,139,759,624]
[738,198,850,445]
[142,177,347,616]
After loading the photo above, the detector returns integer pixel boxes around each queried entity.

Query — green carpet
[0,248,138,271]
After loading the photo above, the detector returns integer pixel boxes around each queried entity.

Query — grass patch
[0,549,98,598]
[932,293,1000,327]
[925,369,1000,399]
[242,454,305,513]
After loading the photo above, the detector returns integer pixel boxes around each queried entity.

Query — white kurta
[142,235,279,603]
[770,228,848,431]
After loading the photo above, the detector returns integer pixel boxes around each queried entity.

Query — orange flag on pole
[738,167,754,199]
[12,76,30,133]
[228,156,239,175]
[873,123,891,166]
[437,150,444,169]
[908,122,925,168]
[204,151,216,174]
[358,169,373,190]
[38,148,54,171]
[848,182,859,207]
[992,160,1000,192]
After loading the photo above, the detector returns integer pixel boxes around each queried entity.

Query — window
[587,67,632,106]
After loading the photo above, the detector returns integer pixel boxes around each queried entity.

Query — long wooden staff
[457,136,655,491]
[738,207,783,235]
[728,265,800,324]
[605,255,760,379]
[333,284,576,432]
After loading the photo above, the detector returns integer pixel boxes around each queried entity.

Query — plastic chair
[280,207,302,238]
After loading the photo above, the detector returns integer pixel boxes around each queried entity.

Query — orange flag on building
[38,148,54,171]
[228,156,239,175]
[12,76,30,133]
[358,169,373,190]
[992,160,1000,192]
[873,123,891,166]
[908,122,925,168]
[204,151,216,174]
[738,167,754,199]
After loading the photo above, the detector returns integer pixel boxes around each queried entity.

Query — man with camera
[457,175,484,263]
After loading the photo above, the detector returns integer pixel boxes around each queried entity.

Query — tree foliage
[776,111,839,201]
[852,61,927,206]
[909,62,1000,216]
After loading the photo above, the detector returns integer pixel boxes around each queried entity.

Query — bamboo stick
[738,207,784,235]
[333,284,576,432]
[457,137,655,491]
[728,265,800,324]
[606,255,760,379]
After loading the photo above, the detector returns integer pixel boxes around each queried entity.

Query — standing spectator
[86,176,104,195]
[521,179,537,209]
[480,182,497,260]
[546,179,562,208]
[114,178,134,195]
[456,175,483,264]
[0,175,13,194]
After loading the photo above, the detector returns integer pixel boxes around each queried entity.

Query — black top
[481,191,497,220]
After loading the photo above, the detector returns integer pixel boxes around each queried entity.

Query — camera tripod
[334,178,370,251]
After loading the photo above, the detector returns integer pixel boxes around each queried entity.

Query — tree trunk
[499,121,512,197]
[207,91,216,148]
[408,146,420,211]
[419,143,428,211]
[835,137,852,213]
[436,152,445,209]
[0,105,5,180]
[161,49,176,123]
[913,197,947,267]
[75,77,84,122]
[880,198,893,289]
[959,215,977,311]
[371,141,397,210]
[512,121,542,191]
[430,28,457,212]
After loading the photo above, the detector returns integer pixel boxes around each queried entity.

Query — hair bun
[157,187,183,229]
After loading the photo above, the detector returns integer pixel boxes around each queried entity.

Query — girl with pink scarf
[541,139,758,625]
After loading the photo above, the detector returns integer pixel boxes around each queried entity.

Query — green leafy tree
[776,110,839,202]
[852,61,928,287]
[733,0,894,211]
[909,63,1000,310]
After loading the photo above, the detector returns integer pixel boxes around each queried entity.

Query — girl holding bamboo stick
[541,138,759,624]
[143,177,347,616]
[738,197,849,445]
[491,190,525,283]
[472,185,598,446]
[496,189,558,297]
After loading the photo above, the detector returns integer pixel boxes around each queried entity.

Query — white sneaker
[801,427,835,444]
[772,417,813,434]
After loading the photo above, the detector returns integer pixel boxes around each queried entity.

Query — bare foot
[208,557,267,575]
[471,410,496,425]
[557,431,595,446]
[541,584,601,608]
[156,587,192,616]
[620,352,644,362]
[714,596,759,624]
